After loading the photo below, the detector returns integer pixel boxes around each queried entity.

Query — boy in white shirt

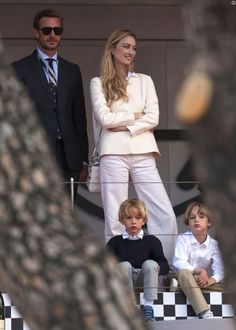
[172,202,224,319]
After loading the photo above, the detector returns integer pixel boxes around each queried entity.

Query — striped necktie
[46,58,57,107]
[46,58,57,87]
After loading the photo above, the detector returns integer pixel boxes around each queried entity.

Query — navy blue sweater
[106,235,169,275]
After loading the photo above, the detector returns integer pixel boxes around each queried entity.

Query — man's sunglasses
[39,27,64,36]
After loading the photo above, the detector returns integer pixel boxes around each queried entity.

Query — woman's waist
[100,152,157,158]
[99,142,160,157]
[98,130,159,155]
[100,129,157,143]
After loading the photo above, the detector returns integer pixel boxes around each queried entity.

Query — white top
[172,231,224,283]
[122,229,144,240]
[90,73,160,157]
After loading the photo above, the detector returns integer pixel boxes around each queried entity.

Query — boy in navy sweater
[106,198,169,323]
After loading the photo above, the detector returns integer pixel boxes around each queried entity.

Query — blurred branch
[176,0,236,322]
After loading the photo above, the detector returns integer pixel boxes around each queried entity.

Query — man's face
[33,17,63,55]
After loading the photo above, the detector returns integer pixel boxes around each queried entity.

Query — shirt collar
[189,230,210,247]
[37,47,58,63]
[125,71,138,80]
[122,229,144,240]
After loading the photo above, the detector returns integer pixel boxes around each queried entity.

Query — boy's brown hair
[118,199,148,223]
[184,202,213,227]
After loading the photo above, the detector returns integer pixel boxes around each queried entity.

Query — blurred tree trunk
[176,0,236,324]
[0,41,147,329]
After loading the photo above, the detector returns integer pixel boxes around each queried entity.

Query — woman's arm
[90,77,135,129]
[127,75,160,137]
[108,113,143,132]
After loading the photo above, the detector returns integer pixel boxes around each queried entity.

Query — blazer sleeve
[73,65,89,163]
[127,75,159,137]
[90,77,135,128]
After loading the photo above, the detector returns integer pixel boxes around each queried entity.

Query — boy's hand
[193,268,209,288]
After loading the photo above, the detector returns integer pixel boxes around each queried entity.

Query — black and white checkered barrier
[0,291,234,329]
[139,291,235,321]
[2,294,29,330]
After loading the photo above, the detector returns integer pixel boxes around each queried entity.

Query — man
[13,8,89,191]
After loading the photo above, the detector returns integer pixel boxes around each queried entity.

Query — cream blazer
[90,73,160,157]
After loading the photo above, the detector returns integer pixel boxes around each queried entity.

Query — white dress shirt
[37,47,58,82]
[172,231,224,283]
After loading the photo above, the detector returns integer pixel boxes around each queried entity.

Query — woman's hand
[108,126,128,132]
[134,112,143,119]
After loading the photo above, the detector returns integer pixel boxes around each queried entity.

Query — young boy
[106,198,169,323]
[172,202,224,319]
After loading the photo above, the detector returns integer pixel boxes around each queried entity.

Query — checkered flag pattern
[2,294,29,330]
[139,291,235,321]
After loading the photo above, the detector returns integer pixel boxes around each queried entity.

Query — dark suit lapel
[57,57,67,111]
[30,51,55,107]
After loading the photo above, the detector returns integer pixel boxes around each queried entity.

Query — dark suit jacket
[13,50,88,171]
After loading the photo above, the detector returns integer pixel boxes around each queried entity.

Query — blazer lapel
[57,57,67,111]
[30,51,55,107]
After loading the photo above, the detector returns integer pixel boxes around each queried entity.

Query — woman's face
[112,35,136,69]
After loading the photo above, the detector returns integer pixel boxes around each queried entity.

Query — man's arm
[73,64,89,180]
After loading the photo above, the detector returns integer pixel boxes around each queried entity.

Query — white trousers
[100,154,178,263]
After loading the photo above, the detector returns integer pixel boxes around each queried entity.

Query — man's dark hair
[33,9,64,29]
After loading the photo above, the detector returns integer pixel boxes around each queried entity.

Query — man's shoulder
[59,56,80,69]
[13,52,35,67]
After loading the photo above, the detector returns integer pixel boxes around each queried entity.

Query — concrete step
[156,318,235,330]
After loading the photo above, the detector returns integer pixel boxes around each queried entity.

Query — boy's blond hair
[184,202,213,227]
[118,199,148,223]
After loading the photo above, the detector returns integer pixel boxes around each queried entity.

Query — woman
[90,29,178,262]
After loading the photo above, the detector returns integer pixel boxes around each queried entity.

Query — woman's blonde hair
[118,198,148,223]
[184,202,213,227]
[100,29,136,106]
